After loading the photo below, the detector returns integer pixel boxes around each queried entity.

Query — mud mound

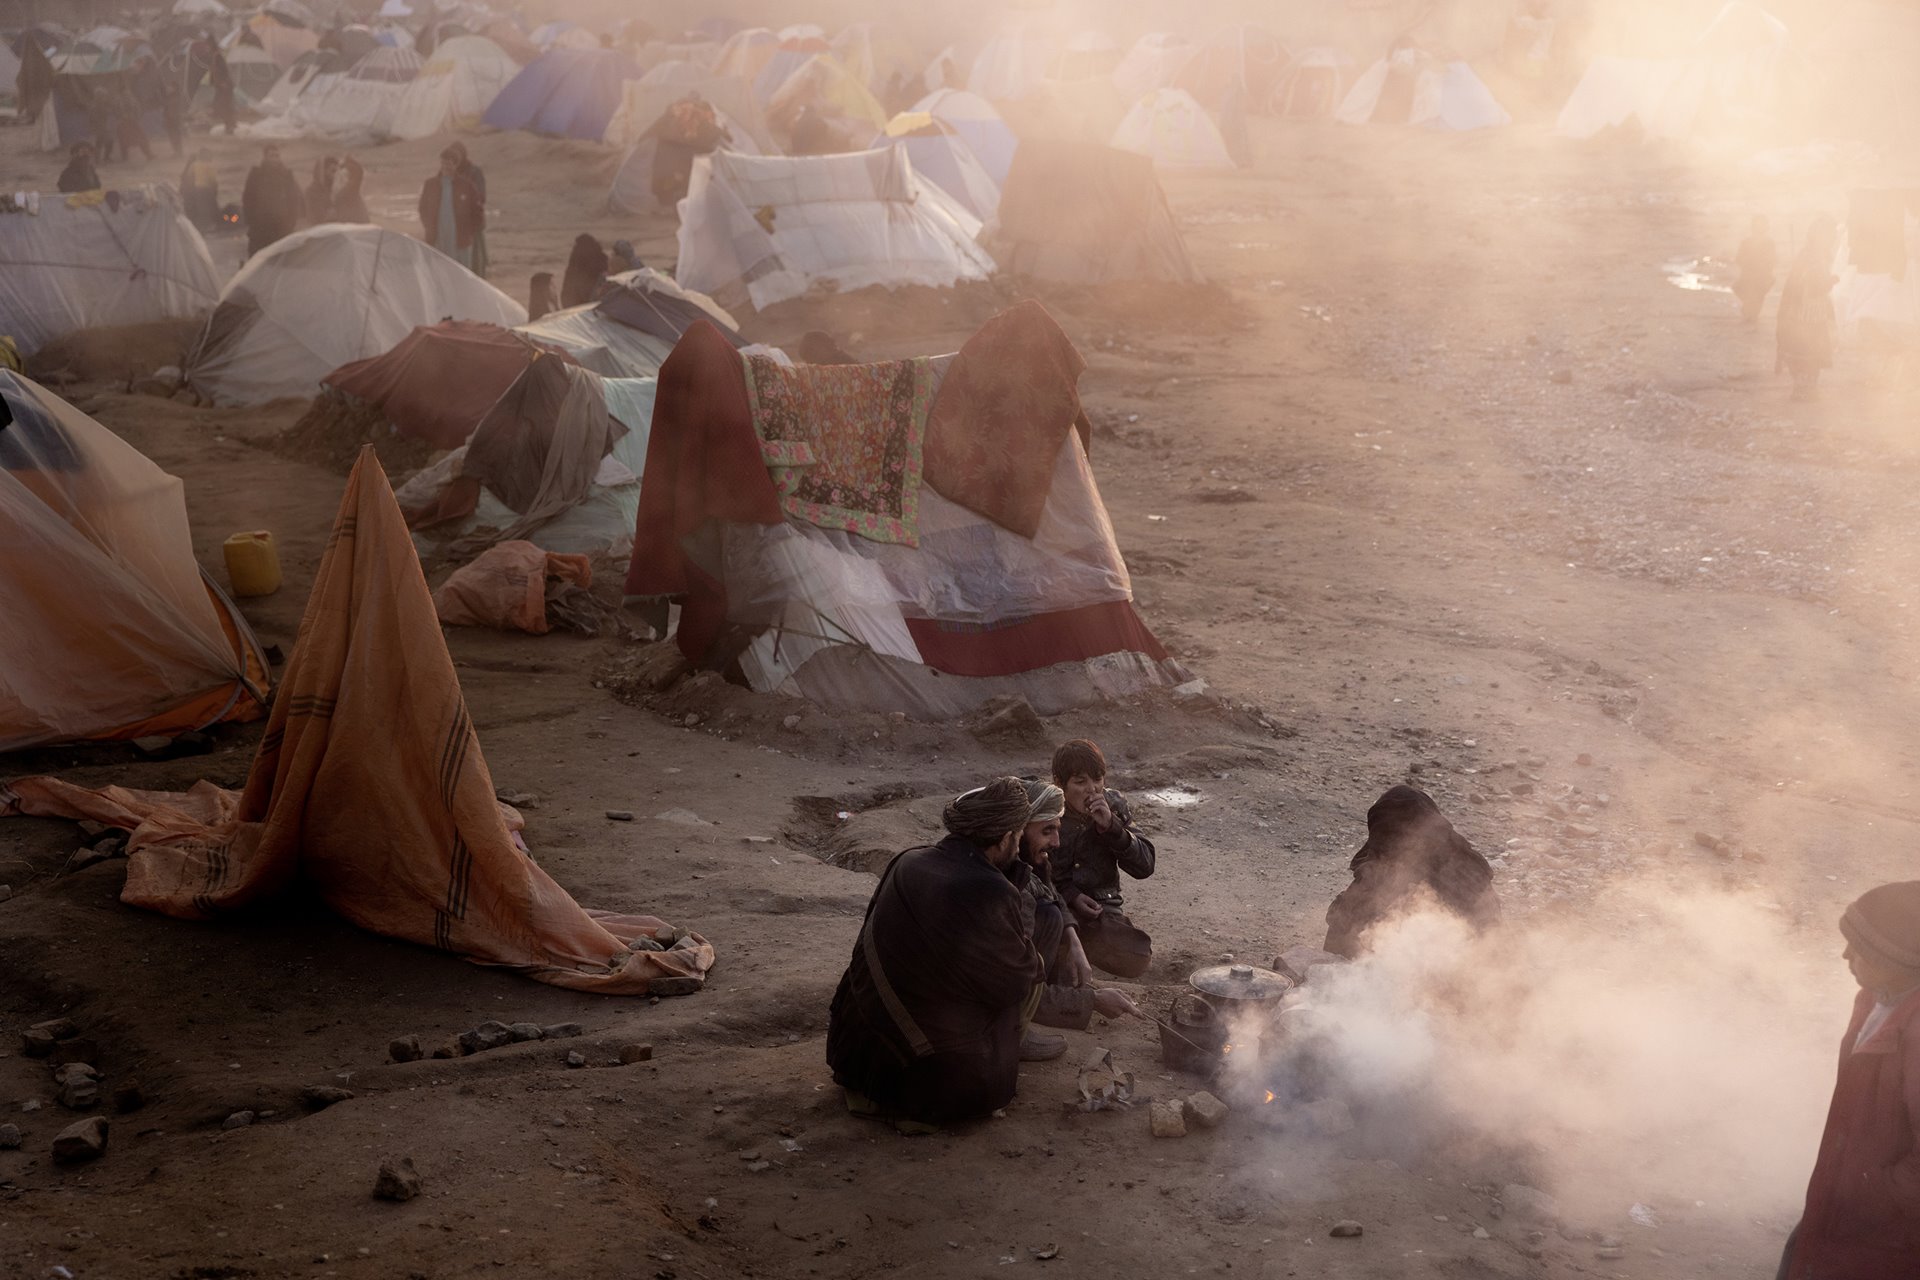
[274,391,438,478]
[26,320,203,385]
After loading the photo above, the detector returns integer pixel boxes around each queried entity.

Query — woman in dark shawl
[1323,785,1500,958]
[559,234,609,308]
[1777,215,1839,401]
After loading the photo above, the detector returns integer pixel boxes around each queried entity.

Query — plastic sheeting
[0,372,268,750]
[1110,88,1236,169]
[1335,54,1511,131]
[482,47,642,140]
[874,119,1001,221]
[676,147,994,312]
[245,45,421,141]
[909,88,1018,186]
[969,28,1044,102]
[1111,32,1197,104]
[387,36,520,139]
[0,185,222,357]
[766,54,889,135]
[603,71,770,149]
[609,108,761,214]
[186,224,527,406]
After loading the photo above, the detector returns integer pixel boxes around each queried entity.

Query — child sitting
[1048,739,1156,978]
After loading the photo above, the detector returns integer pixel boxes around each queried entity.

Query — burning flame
[1222,1043,1234,1055]
[1262,1090,1276,1105]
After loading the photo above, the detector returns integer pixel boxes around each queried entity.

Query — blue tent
[872,124,1000,221]
[482,48,642,140]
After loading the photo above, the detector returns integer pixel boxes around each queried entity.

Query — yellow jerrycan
[222,530,282,597]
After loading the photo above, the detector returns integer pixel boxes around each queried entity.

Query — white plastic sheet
[0,185,221,356]
[387,36,520,140]
[675,147,994,311]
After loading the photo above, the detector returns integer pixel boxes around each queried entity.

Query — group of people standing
[236,143,371,259]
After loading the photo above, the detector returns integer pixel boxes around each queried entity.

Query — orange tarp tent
[2,447,714,995]
[0,372,269,751]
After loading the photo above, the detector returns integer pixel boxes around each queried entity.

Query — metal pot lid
[1188,963,1293,1001]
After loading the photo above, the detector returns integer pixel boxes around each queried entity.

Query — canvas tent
[1,449,713,997]
[712,26,777,81]
[321,320,575,450]
[1111,88,1238,169]
[386,35,519,139]
[986,141,1198,285]
[515,269,743,380]
[1111,32,1197,104]
[249,44,421,140]
[482,46,642,140]
[0,372,270,751]
[766,53,888,138]
[1335,49,1510,130]
[626,302,1189,717]
[909,88,1018,186]
[675,148,995,312]
[185,224,527,405]
[0,185,222,357]
[969,28,1045,102]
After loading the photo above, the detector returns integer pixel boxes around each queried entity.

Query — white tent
[675,148,995,312]
[257,49,335,116]
[0,42,21,102]
[387,36,519,139]
[0,186,222,357]
[969,29,1044,102]
[185,225,527,405]
[1335,50,1510,130]
[173,0,231,18]
[1111,33,1197,103]
[603,70,771,150]
[609,107,761,214]
[1110,88,1236,168]
[268,45,422,140]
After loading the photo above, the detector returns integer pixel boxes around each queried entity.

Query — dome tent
[1335,47,1510,131]
[875,112,1002,221]
[387,35,520,139]
[185,224,527,406]
[1110,88,1238,169]
[909,88,1018,186]
[0,372,270,751]
[482,46,643,140]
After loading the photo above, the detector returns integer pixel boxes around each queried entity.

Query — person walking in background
[1777,882,1920,1280]
[241,144,303,258]
[209,48,237,136]
[447,142,488,278]
[57,142,101,194]
[527,272,558,322]
[332,154,370,224]
[114,89,153,165]
[418,146,484,270]
[1734,215,1777,325]
[180,150,219,228]
[304,155,339,225]
[1777,216,1839,401]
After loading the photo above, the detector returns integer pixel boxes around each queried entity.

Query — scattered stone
[301,1086,354,1111]
[1549,369,1573,384]
[654,808,709,826]
[51,1116,107,1163]
[564,1050,587,1069]
[1500,1183,1560,1225]
[745,1160,772,1172]
[0,1122,20,1149]
[1149,1099,1187,1138]
[542,1023,584,1040]
[457,1021,513,1055]
[47,1037,99,1069]
[1564,823,1601,840]
[1183,1091,1229,1129]
[1275,945,1345,985]
[112,1080,145,1113]
[507,1023,545,1043]
[429,1041,458,1060]
[223,1110,255,1130]
[781,714,802,730]
[496,791,540,810]
[648,976,703,997]
[1329,1220,1364,1238]
[21,1099,41,1112]
[1575,753,1593,766]
[1473,1227,1491,1240]
[1694,831,1726,853]
[66,846,115,873]
[628,935,665,951]
[1508,781,1535,797]
[373,1156,422,1202]
[1596,1246,1625,1260]
[53,1063,99,1110]
[0,884,11,902]
[77,820,109,839]
[970,694,1045,741]
[605,809,635,822]
[20,1029,55,1058]
[682,713,700,728]
[389,1035,424,1063]
[1303,1097,1355,1137]
[31,1018,77,1040]
[617,1043,654,1065]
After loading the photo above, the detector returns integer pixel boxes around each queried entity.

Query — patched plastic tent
[711,26,777,81]
[875,113,1001,221]
[387,35,520,139]
[608,101,762,214]
[986,142,1198,285]
[1336,49,1510,130]
[482,46,643,139]
[515,269,743,380]
[1111,88,1237,169]
[675,148,995,312]
[0,184,222,356]
[766,53,888,137]
[604,71,770,148]
[0,372,270,751]
[1111,32,1197,103]
[250,44,421,140]
[626,302,1190,717]
[186,224,528,405]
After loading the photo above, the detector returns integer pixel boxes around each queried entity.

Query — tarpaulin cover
[323,321,574,450]
[459,356,623,547]
[1,448,714,996]
[186,224,528,406]
[434,540,591,634]
[482,47,643,140]
[595,270,747,348]
[626,313,1180,715]
[674,147,993,312]
[602,73,770,150]
[987,141,1199,284]
[0,184,221,356]
[0,372,269,751]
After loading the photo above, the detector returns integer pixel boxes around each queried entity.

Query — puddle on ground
[1138,787,1204,809]
[1663,256,1733,294]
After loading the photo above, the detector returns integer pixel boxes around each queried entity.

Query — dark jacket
[1051,789,1156,908]
[241,161,303,255]
[418,172,484,251]
[1782,988,1920,1280]
[56,158,101,194]
[827,836,1043,1123]
[1324,785,1499,957]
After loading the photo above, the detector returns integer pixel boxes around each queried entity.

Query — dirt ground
[3,94,1917,1280]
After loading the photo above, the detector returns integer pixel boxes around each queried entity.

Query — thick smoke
[1232,890,1853,1223]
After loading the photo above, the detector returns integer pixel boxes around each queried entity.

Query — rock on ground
[51,1116,107,1163]
[373,1156,422,1202]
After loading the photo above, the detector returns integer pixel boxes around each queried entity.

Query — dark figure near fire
[1777,881,1920,1280]
[1323,785,1501,957]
